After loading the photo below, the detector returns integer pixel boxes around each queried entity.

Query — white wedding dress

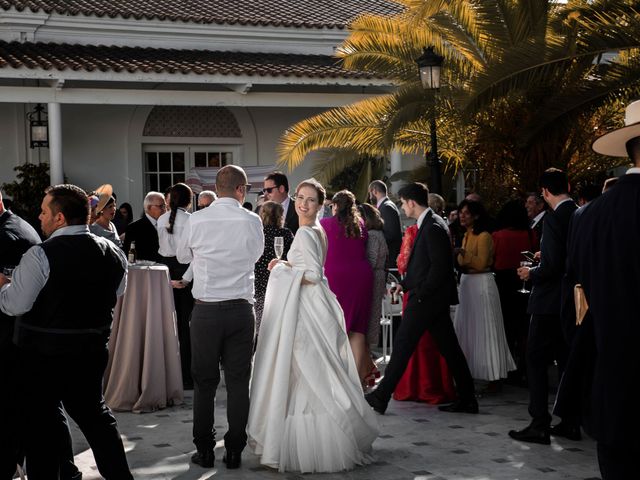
[248,226,379,473]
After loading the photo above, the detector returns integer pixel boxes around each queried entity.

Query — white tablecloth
[104,264,184,412]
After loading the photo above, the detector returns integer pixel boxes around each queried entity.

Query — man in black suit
[0,191,82,480]
[123,191,166,262]
[368,180,402,268]
[525,192,547,247]
[510,168,578,445]
[365,183,477,415]
[563,103,640,479]
[262,171,298,234]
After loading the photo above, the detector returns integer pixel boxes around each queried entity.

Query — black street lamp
[27,103,49,149]
[416,47,444,195]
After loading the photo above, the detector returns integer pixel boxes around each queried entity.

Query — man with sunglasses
[262,171,298,234]
[123,191,166,263]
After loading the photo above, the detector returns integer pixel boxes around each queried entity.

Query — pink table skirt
[104,264,184,413]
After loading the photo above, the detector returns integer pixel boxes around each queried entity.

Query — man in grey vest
[0,184,132,479]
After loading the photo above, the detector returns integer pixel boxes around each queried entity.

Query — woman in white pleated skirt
[453,200,516,388]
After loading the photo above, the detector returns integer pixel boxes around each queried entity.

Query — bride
[248,178,378,473]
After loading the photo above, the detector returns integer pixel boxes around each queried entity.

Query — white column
[47,102,63,185]
[389,149,402,194]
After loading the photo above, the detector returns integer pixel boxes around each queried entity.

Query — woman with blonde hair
[249,179,378,473]
[320,190,373,382]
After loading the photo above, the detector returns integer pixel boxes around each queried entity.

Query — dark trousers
[554,314,595,425]
[164,256,194,387]
[597,442,637,480]
[17,347,132,480]
[0,343,21,480]
[1,343,80,480]
[526,314,569,427]
[375,298,475,402]
[494,270,530,380]
[190,301,254,453]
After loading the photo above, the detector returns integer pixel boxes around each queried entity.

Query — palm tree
[278,0,640,201]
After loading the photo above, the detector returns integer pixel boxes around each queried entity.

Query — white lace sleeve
[292,227,324,284]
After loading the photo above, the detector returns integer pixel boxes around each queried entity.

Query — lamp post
[416,47,444,195]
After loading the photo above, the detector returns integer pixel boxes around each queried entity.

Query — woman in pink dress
[320,190,373,382]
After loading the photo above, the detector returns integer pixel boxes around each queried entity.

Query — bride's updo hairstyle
[295,178,326,205]
[332,190,362,239]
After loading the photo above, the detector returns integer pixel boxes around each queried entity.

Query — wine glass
[2,266,15,280]
[274,237,284,260]
[517,261,532,293]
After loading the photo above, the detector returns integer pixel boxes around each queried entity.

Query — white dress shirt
[145,212,158,227]
[376,196,388,209]
[157,208,190,257]
[530,210,546,229]
[177,197,264,303]
[281,196,291,216]
[417,207,432,229]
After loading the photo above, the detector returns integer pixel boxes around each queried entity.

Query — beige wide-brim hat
[592,100,640,157]
[93,184,113,213]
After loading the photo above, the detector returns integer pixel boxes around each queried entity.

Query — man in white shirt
[262,171,298,234]
[177,165,264,470]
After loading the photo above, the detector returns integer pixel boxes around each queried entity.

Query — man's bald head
[216,165,249,201]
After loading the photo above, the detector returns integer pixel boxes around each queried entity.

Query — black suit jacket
[378,197,402,267]
[401,210,458,308]
[561,174,640,448]
[284,196,299,235]
[527,200,577,315]
[123,214,162,263]
[0,210,41,349]
[0,210,41,268]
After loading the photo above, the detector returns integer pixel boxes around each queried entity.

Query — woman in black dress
[254,201,294,334]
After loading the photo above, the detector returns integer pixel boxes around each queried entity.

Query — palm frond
[277,95,397,170]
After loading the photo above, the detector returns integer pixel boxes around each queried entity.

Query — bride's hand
[267,258,279,271]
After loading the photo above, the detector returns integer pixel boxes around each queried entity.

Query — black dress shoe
[191,450,215,468]
[223,450,241,469]
[551,421,582,441]
[508,425,550,445]
[438,398,479,414]
[364,391,388,415]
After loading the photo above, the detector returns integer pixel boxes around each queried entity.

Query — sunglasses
[262,186,279,194]
[237,184,252,192]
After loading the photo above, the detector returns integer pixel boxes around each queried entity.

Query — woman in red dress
[392,224,456,404]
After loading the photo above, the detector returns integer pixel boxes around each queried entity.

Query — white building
[0,0,402,212]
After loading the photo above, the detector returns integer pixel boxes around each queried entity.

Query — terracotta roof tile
[0,41,382,79]
[0,0,402,29]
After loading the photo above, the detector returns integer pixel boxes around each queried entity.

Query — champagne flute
[517,261,532,293]
[274,236,284,260]
[2,266,15,280]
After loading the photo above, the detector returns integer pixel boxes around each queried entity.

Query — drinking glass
[274,237,284,260]
[2,266,15,280]
[517,261,532,294]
